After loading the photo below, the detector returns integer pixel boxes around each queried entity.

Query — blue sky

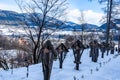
[0,0,17,7]
[0,0,103,12]
[68,0,103,13]
[0,0,105,26]
[0,0,15,4]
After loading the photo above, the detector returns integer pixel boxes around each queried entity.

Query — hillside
[0,9,98,31]
[98,19,120,30]
[0,9,24,26]
[64,22,98,31]
[0,49,120,80]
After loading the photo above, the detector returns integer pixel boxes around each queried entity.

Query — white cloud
[0,3,104,26]
[66,9,104,26]
[66,9,81,23]
[0,3,21,12]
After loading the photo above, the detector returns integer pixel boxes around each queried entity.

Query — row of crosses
[39,39,117,80]
[40,39,85,80]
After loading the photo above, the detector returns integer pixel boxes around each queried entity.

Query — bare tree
[98,0,120,44]
[89,0,120,44]
[0,51,9,70]
[106,0,113,44]
[78,11,86,43]
[15,0,68,64]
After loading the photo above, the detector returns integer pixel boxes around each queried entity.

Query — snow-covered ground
[0,49,120,80]
[0,25,104,37]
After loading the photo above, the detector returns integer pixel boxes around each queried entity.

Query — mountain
[98,19,120,30]
[0,9,24,26]
[0,10,23,21]
[63,21,98,31]
[83,23,98,30]
[0,9,99,30]
[98,23,117,30]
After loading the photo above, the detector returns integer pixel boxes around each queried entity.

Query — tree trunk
[106,0,113,44]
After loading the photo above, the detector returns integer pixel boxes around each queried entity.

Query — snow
[0,49,120,80]
[0,25,104,37]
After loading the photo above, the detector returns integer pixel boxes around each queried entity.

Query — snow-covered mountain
[63,21,98,31]
[98,19,120,30]
[0,9,24,26]
[0,9,98,31]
